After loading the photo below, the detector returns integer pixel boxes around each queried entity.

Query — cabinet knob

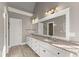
[43,50,46,52]
[57,52,60,55]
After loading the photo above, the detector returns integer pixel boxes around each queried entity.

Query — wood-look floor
[6,44,39,57]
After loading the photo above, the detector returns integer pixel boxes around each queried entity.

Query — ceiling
[7,2,36,13]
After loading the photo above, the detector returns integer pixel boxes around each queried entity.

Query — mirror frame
[37,8,70,41]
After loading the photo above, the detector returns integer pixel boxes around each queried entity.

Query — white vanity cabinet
[39,40,76,57]
[26,37,40,55]
[39,46,56,57]
[30,38,40,54]
[26,37,77,57]
[26,37,32,47]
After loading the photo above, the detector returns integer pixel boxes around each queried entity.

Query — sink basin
[44,39,51,42]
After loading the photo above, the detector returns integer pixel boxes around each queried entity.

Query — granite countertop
[28,34,79,56]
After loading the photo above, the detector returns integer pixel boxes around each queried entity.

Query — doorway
[48,22,53,36]
[9,18,22,47]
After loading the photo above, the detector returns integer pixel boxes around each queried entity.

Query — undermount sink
[44,39,52,42]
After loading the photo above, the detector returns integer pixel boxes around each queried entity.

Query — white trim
[8,7,33,17]
[3,6,6,57]
[66,9,70,40]
[8,42,26,48]
[37,8,70,40]
[3,6,8,57]
[38,23,43,35]
[20,42,27,45]
[47,23,49,35]
[38,8,70,23]
[6,6,9,54]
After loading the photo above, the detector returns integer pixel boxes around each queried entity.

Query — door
[48,23,53,36]
[9,18,22,47]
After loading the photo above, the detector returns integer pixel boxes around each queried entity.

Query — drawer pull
[43,50,46,52]
[57,52,60,55]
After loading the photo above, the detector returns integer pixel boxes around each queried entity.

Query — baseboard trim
[2,45,6,57]
[8,42,27,48]
[20,42,27,45]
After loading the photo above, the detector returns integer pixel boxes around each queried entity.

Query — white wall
[34,2,79,42]
[8,12,32,43]
[0,2,6,56]
[22,16,32,42]
[56,3,79,42]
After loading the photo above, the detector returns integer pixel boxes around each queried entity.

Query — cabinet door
[53,48,76,57]
[39,40,76,57]
[26,37,76,57]
[30,38,40,54]
[26,37,32,47]
[26,37,29,44]
[39,46,56,57]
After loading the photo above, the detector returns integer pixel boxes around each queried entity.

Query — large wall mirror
[43,15,66,37]
[37,8,70,40]
[48,22,53,36]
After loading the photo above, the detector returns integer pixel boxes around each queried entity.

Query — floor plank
[6,44,39,57]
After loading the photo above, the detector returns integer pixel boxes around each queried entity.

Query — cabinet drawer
[26,37,30,42]
[53,48,76,57]
[39,40,75,57]
[26,37,29,42]
[32,44,40,54]
[26,37,32,47]
[26,37,76,57]
[39,40,53,49]
[31,38,40,54]
[39,46,56,57]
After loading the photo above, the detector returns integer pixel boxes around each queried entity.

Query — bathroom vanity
[26,8,79,57]
[26,34,79,57]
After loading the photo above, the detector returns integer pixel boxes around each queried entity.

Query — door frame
[47,22,54,36]
[3,6,8,57]
[9,18,22,48]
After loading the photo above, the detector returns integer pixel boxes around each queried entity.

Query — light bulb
[51,9,54,12]
[48,10,52,14]
[32,19,35,24]
[35,18,38,23]
[45,11,48,15]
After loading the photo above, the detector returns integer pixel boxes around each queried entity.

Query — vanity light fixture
[55,5,65,12]
[45,11,48,15]
[35,17,38,23]
[45,5,64,15]
[45,8,55,15]
[51,9,54,12]
[32,16,35,24]
[32,19,35,24]
[32,16,38,24]
[48,10,52,14]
